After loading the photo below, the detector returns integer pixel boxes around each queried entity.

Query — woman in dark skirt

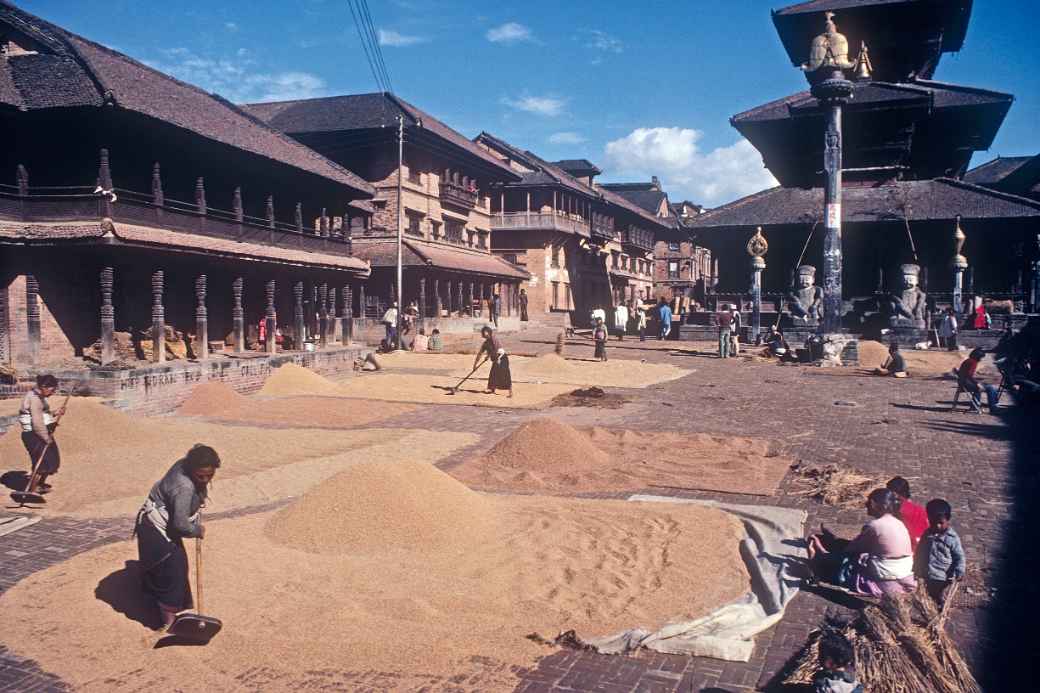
[18,374,64,495]
[475,326,513,398]
[134,444,220,629]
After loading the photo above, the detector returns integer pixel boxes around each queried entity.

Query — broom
[11,389,73,506]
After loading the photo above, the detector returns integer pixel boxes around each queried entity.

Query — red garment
[958,357,979,380]
[898,498,930,550]
[973,305,987,329]
[717,312,733,328]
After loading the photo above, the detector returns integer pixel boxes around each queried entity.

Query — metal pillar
[99,267,115,365]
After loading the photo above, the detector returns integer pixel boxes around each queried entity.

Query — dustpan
[167,536,222,642]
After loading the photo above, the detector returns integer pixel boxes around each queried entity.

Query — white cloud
[378,29,427,47]
[603,127,778,206]
[146,48,326,102]
[486,22,533,44]
[224,22,239,32]
[585,29,622,54]
[549,131,586,145]
[500,94,566,117]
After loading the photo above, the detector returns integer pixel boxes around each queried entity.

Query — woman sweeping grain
[476,326,513,397]
[134,444,220,630]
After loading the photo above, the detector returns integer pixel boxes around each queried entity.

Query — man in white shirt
[382,302,399,350]
[614,302,629,341]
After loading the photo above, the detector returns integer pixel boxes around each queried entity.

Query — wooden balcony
[621,226,655,252]
[0,183,355,258]
[439,181,478,210]
[491,212,590,236]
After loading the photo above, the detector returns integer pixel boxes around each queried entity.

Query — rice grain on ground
[0,461,747,691]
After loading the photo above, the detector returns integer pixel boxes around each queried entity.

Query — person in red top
[887,476,929,550]
[951,348,985,412]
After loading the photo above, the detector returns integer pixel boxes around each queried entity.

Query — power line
[347,0,389,94]
[357,0,393,94]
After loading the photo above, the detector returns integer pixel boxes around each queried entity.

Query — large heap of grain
[478,418,609,479]
[452,419,792,496]
[857,340,968,375]
[176,381,250,416]
[266,460,498,554]
[258,363,342,396]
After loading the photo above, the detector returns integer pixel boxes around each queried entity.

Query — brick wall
[4,274,77,367]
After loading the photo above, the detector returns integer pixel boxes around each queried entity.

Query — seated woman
[427,328,443,353]
[874,342,908,378]
[763,326,790,358]
[807,487,916,597]
[134,444,220,630]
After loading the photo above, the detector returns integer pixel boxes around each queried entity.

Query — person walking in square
[636,303,648,342]
[657,298,672,340]
[593,317,608,361]
[491,293,501,328]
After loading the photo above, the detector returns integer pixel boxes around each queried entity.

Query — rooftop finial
[854,41,873,81]
[801,11,856,73]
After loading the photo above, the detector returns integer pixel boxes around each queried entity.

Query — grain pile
[266,460,498,554]
[0,464,748,691]
[857,340,969,376]
[336,372,575,408]
[0,397,417,517]
[177,381,415,428]
[451,419,792,496]
[258,363,343,396]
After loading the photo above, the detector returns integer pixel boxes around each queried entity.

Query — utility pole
[396,112,404,350]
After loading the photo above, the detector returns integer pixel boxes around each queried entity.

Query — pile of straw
[785,585,980,693]
[789,463,885,509]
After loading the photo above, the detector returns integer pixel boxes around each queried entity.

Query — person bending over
[134,444,220,630]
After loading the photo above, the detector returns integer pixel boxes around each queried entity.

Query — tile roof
[595,185,675,230]
[552,159,602,175]
[476,132,599,199]
[242,93,518,180]
[963,156,1035,186]
[686,178,1040,230]
[599,185,669,217]
[0,1,374,198]
[352,238,529,279]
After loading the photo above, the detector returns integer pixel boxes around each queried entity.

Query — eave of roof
[0,1,374,198]
[687,178,1040,230]
[963,155,1036,186]
[242,93,520,182]
[476,131,598,199]
[352,237,529,279]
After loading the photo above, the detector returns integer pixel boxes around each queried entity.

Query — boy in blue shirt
[913,498,966,607]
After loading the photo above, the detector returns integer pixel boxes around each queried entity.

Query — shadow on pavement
[95,560,161,631]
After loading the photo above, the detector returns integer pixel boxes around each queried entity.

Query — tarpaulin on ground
[570,496,807,662]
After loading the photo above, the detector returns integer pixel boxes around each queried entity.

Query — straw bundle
[789,463,885,509]
[785,587,981,693]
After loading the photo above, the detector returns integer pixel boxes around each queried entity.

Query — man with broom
[17,374,65,498]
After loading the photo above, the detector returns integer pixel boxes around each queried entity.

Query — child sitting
[913,498,966,607]
[875,342,908,377]
[812,631,864,693]
[428,328,443,353]
[413,328,429,352]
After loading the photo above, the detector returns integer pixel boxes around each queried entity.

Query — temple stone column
[25,274,40,366]
[747,228,768,344]
[952,216,968,323]
[477,282,485,317]
[456,281,464,318]
[358,285,366,320]
[99,267,115,365]
[265,280,277,353]
[329,286,341,344]
[467,282,474,317]
[195,274,208,359]
[232,277,245,353]
[293,282,306,349]
[446,279,454,315]
[151,270,165,363]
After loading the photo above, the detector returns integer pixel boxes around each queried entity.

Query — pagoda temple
[689,0,1040,329]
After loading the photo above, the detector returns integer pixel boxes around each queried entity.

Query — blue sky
[21,0,1039,206]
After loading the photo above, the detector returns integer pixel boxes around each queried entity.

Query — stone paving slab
[0,325,1029,691]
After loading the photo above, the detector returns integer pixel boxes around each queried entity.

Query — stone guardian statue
[787,265,823,326]
[888,263,928,328]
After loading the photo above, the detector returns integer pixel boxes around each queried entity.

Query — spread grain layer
[0,397,454,518]
[177,381,416,428]
[0,461,748,692]
[257,363,575,408]
[450,418,792,496]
